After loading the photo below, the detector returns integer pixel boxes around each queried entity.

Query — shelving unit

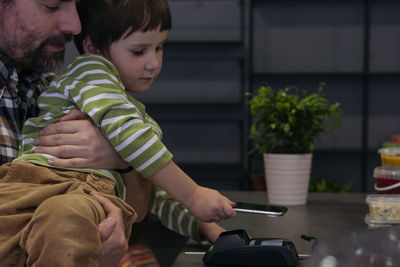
[135,0,251,190]
[249,0,400,192]
[61,0,400,192]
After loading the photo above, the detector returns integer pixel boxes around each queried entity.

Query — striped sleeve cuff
[149,186,205,242]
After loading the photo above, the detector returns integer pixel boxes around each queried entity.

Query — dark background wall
[61,0,400,193]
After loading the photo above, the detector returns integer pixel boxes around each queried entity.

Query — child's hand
[185,186,236,222]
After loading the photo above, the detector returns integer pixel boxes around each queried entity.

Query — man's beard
[0,33,73,72]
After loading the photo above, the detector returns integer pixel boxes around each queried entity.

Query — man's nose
[58,4,82,35]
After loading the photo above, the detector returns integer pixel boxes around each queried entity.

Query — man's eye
[44,5,60,12]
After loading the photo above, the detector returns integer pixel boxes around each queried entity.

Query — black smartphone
[234,202,288,217]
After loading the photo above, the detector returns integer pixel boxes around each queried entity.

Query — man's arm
[33,110,129,170]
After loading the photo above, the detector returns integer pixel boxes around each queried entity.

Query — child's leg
[0,163,76,267]
[0,183,74,266]
[0,192,30,267]
[0,161,136,266]
[20,191,107,267]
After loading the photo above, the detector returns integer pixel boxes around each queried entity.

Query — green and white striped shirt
[151,186,201,241]
[17,54,202,241]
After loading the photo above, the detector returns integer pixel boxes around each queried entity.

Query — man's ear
[82,36,100,54]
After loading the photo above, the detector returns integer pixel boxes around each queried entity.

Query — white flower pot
[263,153,313,206]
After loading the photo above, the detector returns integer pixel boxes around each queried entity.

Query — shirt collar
[0,52,43,86]
[0,52,13,81]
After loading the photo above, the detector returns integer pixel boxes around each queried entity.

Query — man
[0,0,148,266]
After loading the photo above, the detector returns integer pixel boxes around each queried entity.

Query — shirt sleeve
[149,185,204,242]
[40,55,172,178]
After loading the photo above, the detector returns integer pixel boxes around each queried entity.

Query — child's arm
[149,186,227,243]
[199,222,226,243]
[148,160,236,222]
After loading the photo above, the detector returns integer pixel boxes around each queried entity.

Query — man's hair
[75,0,171,55]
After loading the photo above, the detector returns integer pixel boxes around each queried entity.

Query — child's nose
[145,53,161,70]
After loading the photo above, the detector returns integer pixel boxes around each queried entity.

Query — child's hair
[75,0,172,55]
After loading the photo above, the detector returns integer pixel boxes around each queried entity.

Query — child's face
[106,25,168,94]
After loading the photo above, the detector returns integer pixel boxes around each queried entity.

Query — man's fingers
[98,217,117,242]
[46,157,90,168]
[59,109,91,122]
[34,144,99,168]
[39,122,78,136]
[39,120,93,136]
[91,192,120,215]
[91,192,112,212]
[35,134,81,146]
[91,192,119,242]
[90,192,126,250]
[35,144,88,158]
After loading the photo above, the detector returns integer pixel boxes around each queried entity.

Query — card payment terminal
[203,229,298,266]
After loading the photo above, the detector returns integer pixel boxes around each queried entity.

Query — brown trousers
[0,160,137,267]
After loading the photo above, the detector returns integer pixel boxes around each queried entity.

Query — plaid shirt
[0,53,52,164]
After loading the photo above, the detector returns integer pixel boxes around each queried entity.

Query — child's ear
[82,36,100,54]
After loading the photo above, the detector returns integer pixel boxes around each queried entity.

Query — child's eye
[156,45,164,51]
[132,50,144,56]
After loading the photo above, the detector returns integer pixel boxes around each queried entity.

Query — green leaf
[247,82,343,154]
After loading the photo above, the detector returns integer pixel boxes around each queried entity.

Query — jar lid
[392,135,400,143]
[374,167,400,180]
[366,194,400,204]
[378,148,400,167]
[378,147,400,156]
[382,142,400,148]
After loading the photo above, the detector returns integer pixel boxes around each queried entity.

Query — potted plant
[247,82,342,205]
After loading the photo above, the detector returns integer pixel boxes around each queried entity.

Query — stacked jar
[382,135,400,148]
[374,147,400,194]
[365,148,400,228]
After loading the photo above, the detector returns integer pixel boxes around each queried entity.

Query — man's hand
[91,192,128,267]
[34,110,128,169]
